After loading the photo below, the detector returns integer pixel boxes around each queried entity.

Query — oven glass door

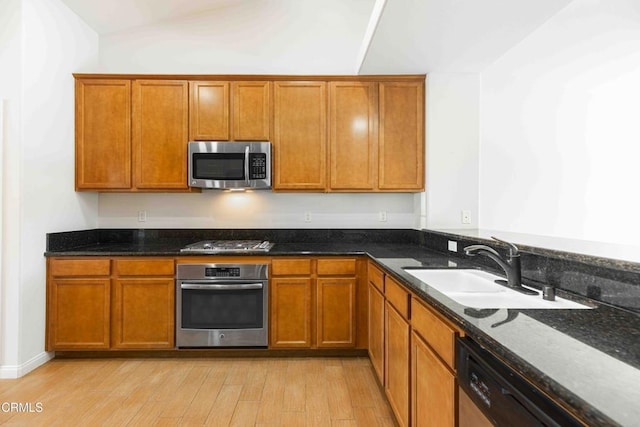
[180,282,264,330]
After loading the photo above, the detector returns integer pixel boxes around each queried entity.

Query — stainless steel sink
[403,269,591,309]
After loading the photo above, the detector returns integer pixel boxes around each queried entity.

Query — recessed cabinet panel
[232,81,270,140]
[412,331,456,427]
[133,80,189,189]
[316,277,356,348]
[50,279,110,349]
[412,298,458,368]
[270,277,312,348]
[369,282,385,383]
[273,81,327,190]
[114,259,175,277]
[271,258,312,276]
[75,79,131,190]
[190,81,230,140]
[379,82,425,191]
[385,301,411,427]
[317,258,356,276]
[112,278,175,349]
[329,82,377,191]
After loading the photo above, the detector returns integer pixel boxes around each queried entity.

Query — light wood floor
[0,357,395,426]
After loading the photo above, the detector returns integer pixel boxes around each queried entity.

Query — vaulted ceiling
[59,0,576,73]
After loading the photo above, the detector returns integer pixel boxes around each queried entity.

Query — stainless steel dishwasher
[456,337,582,426]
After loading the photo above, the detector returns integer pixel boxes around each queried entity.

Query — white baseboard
[0,351,54,379]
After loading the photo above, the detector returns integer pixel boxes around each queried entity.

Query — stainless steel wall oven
[176,263,268,347]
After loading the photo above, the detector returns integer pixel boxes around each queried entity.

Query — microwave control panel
[249,154,267,179]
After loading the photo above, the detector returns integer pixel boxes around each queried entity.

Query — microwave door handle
[180,282,263,291]
[244,146,250,184]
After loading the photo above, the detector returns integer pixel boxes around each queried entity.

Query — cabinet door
[190,81,230,140]
[379,82,424,191]
[273,81,327,190]
[411,331,456,427]
[49,279,110,349]
[316,277,356,348]
[232,81,270,140]
[132,80,189,189]
[368,282,385,383]
[270,277,312,348]
[112,278,175,349]
[75,79,131,190]
[385,301,411,427]
[329,82,377,191]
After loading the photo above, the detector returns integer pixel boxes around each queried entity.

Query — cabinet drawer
[272,258,312,276]
[368,262,384,292]
[50,259,111,277]
[114,259,175,276]
[385,276,410,320]
[411,298,459,369]
[317,258,356,276]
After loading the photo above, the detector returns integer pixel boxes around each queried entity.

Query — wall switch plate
[461,210,471,224]
[138,211,147,222]
[379,211,387,222]
[448,240,458,252]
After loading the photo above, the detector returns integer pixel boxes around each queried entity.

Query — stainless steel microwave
[188,141,271,190]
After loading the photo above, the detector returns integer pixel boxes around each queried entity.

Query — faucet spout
[463,237,537,295]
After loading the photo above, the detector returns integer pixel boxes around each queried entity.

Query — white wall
[422,73,480,229]
[480,0,640,246]
[0,0,24,376]
[98,192,415,229]
[99,0,373,74]
[0,0,99,378]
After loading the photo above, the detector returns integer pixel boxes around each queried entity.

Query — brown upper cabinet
[133,80,189,190]
[329,82,378,191]
[379,82,425,191]
[75,78,191,192]
[189,81,271,141]
[327,80,425,192]
[75,79,131,190]
[189,81,229,140]
[273,81,328,191]
[74,74,423,193]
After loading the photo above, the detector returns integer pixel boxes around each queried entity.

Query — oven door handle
[180,282,263,291]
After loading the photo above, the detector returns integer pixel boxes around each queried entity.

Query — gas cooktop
[180,240,274,253]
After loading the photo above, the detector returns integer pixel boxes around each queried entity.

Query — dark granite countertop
[45,228,640,426]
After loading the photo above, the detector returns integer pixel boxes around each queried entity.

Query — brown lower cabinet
[270,276,313,347]
[269,257,359,349]
[368,281,385,381]
[368,260,461,427]
[47,257,175,351]
[111,277,175,349]
[384,275,412,427]
[411,331,456,426]
[49,277,111,349]
[385,300,411,427]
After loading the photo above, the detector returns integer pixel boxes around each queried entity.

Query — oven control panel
[205,267,241,278]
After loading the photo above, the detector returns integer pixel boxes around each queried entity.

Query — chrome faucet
[463,237,538,295]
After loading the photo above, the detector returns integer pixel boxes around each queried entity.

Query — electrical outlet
[448,240,458,252]
[304,212,312,222]
[461,210,471,224]
[379,211,387,222]
[138,210,147,222]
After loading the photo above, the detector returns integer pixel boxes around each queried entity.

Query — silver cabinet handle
[180,282,263,290]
